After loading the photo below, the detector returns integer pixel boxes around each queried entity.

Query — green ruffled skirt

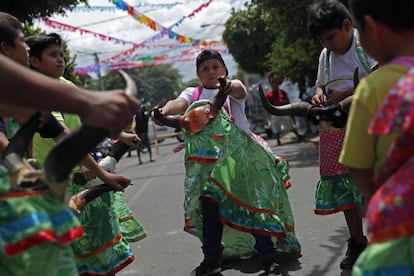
[314,174,364,216]
[0,166,82,276]
[112,191,146,242]
[69,182,134,275]
[182,102,301,259]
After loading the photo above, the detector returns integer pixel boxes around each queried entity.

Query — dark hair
[196,49,226,70]
[0,12,23,47]
[25,33,63,59]
[349,0,414,31]
[307,0,352,39]
[268,72,283,85]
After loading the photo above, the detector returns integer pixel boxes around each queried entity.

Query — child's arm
[158,97,189,116]
[79,154,129,191]
[118,131,141,148]
[0,55,139,137]
[222,79,247,100]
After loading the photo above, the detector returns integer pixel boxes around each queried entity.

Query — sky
[34,0,250,82]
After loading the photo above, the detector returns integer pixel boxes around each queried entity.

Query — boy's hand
[150,108,165,126]
[99,171,130,191]
[81,90,140,138]
[119,132,141,148]
[311,93,326,106]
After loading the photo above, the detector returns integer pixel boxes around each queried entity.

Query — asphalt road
[115,132,354,276]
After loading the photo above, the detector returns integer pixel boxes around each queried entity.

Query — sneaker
[189,262,221,276]
[340,237,367,269]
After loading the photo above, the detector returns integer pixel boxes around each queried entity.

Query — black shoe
[262,257,281,275]
[340,237,367,269]
[189,262,221,276]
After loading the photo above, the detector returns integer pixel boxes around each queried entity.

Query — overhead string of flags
[38,0,228,74]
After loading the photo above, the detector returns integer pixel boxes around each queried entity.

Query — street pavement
[116,132,354,276]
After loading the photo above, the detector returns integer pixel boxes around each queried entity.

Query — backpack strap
[324,30,371,81]
[354,31,371,73]
[324,49,331,82]
[191,86,203,103]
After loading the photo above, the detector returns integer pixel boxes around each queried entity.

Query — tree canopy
[0,0,87,23]
[223,0,344,91]
[223,6,277,74]
[102,65,183,107]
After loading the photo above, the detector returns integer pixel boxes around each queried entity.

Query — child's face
[30,44,65,78]
[196,59,227,89]
[319,19,353,55]
[4,30,30,67]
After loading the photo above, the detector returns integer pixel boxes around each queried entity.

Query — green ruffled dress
[182,101,301,259]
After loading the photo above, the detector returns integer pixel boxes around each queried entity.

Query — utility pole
[94,52,104,90]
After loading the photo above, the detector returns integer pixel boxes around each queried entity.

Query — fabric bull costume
[1,70,136,214]
[153,77,301,261]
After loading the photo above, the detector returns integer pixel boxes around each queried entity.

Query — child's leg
[200,199,223,266]
[144,133,154,162]
[344,209,365,243]
[252,234,280,273]
[148,143,154,162]
[252,234,276,259]
[137,146,142,164]
[341,209,367,269]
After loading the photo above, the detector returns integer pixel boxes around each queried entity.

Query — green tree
[224,0,350,91]
[223,0,323,91]
[102,65,183,107]
[0,0,88,23]
[223,6,277,74]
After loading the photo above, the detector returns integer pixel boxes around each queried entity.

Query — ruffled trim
[314,174,365,216]
[75,233,134,275]
[78,254,134,276]
[202,192,287,237]
[118,216,147,242]
[353,237,414,276]
[112,192,146,243]
[273,155,291,189]
[0,191,83,256]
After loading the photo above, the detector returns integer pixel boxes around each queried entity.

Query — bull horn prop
[2,70,137,207]
[258,67,360,129]
[258,84,353,129]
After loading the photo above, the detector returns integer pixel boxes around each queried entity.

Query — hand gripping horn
[152,77,228,133]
